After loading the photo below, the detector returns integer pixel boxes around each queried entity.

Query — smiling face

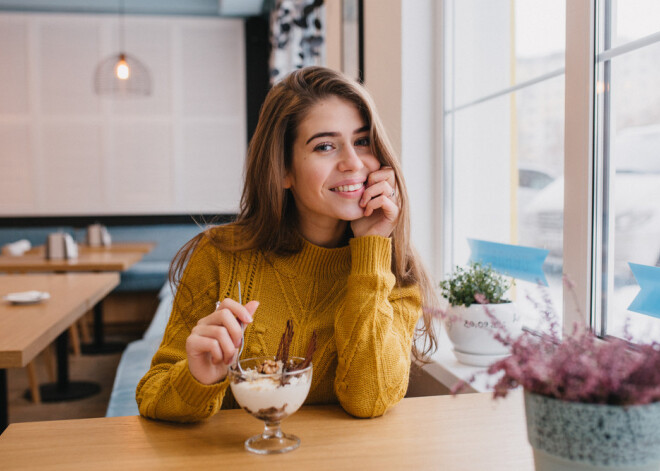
[284,96,381,246]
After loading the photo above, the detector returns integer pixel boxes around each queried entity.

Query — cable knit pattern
[136,225,421,422]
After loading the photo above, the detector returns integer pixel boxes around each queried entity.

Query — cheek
[364,154,382,172]
[295,160,328,192]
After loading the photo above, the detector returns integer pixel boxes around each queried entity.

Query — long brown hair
[171,66,438,361]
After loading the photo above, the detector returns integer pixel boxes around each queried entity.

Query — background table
[0,273,120,432]
[0,252,143,273]
[26,242,156,256]
[0,392,534,469]
[0,251,143,354]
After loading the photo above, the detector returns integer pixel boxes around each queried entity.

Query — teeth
[332,183,363,192]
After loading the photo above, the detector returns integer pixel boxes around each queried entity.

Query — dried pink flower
[453,284,660,406]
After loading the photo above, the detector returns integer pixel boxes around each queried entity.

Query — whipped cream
[230,368,312,421]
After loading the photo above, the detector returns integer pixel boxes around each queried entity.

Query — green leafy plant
[439,261,512,307]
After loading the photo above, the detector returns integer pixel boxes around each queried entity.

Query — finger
[198,307,242,329]
[193,325,237,361]
[360,180,394,207]
[367,166,395,188]
[364,194,399,219]
[244,300,260,319]
[196,310,242,345]
[216,297,256,324]
[188,334,225,364]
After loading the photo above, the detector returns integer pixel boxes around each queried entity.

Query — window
[441,0,660,338]
[594,0,660,340]
[442,0,566,328]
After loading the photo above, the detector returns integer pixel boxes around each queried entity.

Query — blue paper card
[628,263,660,319]
[468,238,550,286]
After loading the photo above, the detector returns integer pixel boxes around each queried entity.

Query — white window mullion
[437,0,452,280]
[563,0,596,331]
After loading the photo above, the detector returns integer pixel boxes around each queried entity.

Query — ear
[283,171,292,189]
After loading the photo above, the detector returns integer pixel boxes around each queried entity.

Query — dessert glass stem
[262,421,283,439]
[244,420,301,454]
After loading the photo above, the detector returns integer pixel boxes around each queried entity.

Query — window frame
[436,0,596,333]
[563,0,596,331]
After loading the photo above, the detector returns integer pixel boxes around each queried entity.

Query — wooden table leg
[24,331,100,402]
[25,362,41,404]
[80,301,125,355]
[0,369,7,434]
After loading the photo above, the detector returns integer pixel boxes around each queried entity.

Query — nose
[337,144,364,172]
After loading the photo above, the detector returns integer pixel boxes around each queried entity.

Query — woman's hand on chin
[350,166,399,238]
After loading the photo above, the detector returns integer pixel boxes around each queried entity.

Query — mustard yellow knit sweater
[136,225,421,421]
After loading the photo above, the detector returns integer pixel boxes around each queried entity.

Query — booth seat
[0,224,202,293]
[0,226,75,248]
[106,283,174,417]
[95,224,202,292]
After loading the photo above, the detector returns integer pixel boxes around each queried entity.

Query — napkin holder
[86,224,111,247]
[1,239,31,256]
[46,232,78,260]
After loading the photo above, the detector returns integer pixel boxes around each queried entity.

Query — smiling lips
[330,182,364,193]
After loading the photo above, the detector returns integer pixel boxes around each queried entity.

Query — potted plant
[458,285,660,471]
[439,261,522,366]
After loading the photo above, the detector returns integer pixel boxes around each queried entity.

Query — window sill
[415,320,493,394]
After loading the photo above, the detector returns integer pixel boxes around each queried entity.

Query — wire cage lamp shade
[94,52,152,96]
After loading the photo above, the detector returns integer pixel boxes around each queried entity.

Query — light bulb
[115,57,130,80]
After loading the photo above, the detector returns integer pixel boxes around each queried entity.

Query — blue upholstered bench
[106,283,174,417]
[101,224,202,292]
[0,224,202,293]
[0,226,75,249]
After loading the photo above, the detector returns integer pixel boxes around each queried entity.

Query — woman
[136,66,438,422]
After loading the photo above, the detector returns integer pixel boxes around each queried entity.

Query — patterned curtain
[269,0,325,84]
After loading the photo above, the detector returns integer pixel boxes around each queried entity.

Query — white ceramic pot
[524,391,660,470]
[444,302,522,365]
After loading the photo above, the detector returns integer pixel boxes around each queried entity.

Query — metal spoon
[215,281,246,373]
[234,281,246,373]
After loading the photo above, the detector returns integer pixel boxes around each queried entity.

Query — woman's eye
[355,136,370,147]
[314,143,334,152]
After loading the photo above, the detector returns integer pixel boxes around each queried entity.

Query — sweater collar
[271,237,351,278]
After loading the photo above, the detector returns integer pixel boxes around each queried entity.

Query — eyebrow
[305,125,370,145]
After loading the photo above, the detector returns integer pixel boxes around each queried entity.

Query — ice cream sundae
[228,320,316,454]
[230,357,312,422]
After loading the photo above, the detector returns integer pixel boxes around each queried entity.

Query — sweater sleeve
[334,235,422,418]
[136,237,230,423]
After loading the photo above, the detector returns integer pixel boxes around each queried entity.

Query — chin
[334,206,364,222]
[339,212,365,222]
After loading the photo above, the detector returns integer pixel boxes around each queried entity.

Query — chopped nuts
[257,359,281,375]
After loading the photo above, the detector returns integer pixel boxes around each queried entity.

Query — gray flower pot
[524,391,660,471]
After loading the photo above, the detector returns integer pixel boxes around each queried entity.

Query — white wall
[0,12,246,216]
[402,0,436,279]
[363,0,437,279]
[363,0,402,156]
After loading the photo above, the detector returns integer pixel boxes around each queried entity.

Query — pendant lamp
[94,0,152,96]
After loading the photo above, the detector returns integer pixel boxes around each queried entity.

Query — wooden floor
[6,334,136,425]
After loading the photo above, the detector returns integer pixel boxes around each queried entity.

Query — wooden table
[0,252,143,273]
[0,392,533,469]
[0,251,144,354]
[0,273,120,432]
[26,241,156,255]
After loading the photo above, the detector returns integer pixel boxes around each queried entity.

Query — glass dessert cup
[228,356,312,454]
